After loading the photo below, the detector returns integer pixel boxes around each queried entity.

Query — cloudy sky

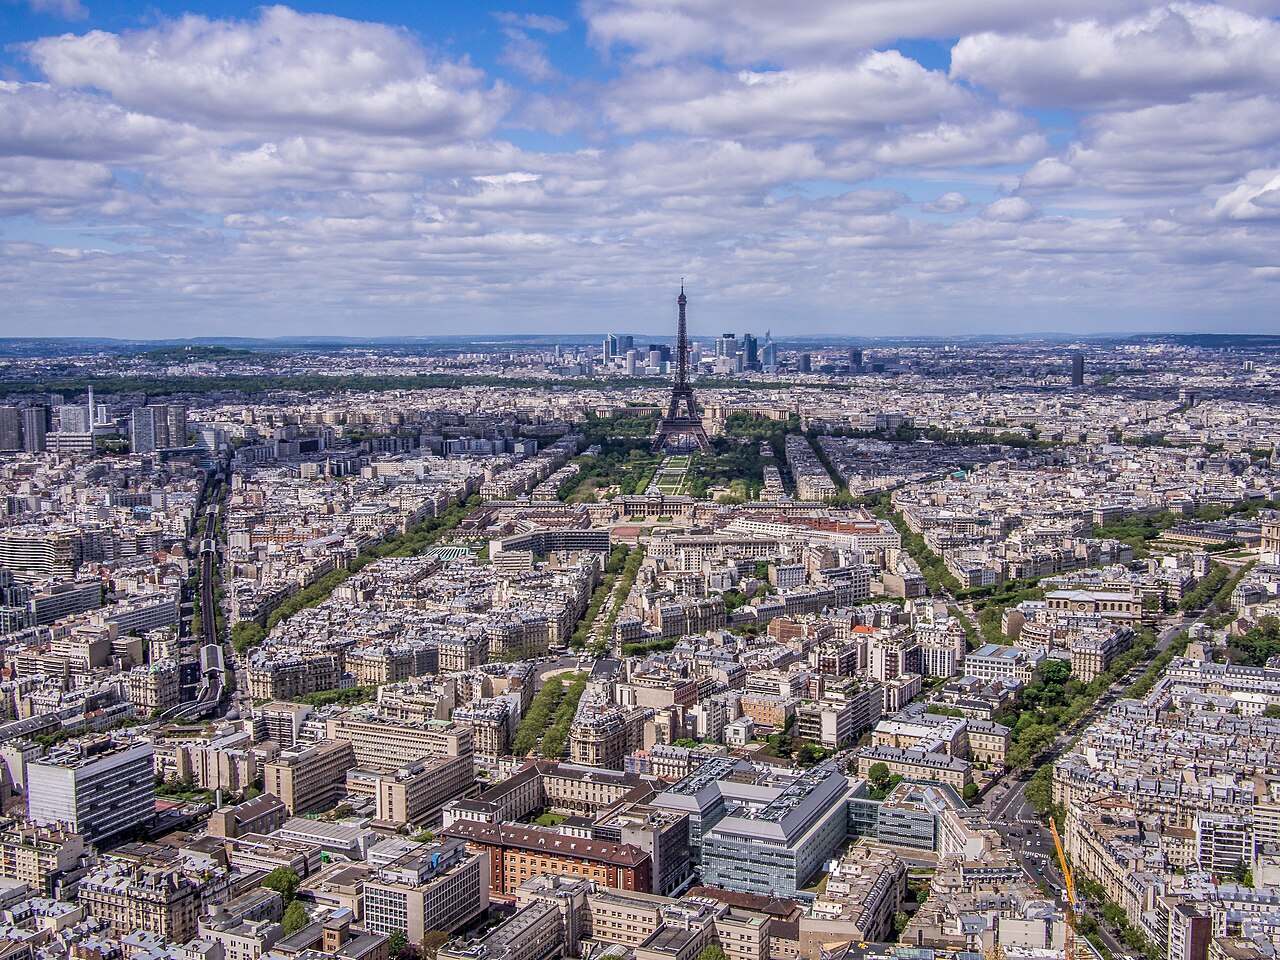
[2,0,1280,339]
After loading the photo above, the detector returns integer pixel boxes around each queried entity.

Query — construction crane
[1050,817,1079,960]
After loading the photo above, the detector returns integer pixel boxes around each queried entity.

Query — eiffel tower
[651,284,711,453]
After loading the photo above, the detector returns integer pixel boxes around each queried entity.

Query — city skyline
[2,0,1280,337]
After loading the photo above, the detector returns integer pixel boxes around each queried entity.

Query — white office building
[27,739,155,843]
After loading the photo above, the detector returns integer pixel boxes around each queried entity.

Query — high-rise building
[27,738,155,843]
[131,407,159,453]
[742,333,759,370]
[603,334,618,360]
[1071,352,1085,387]
[761,331,777,371]
[717,333,737,359]
[21,406,47,453]
[57,404,89,434]
[0,407,21,451]
[798,354,812,374]
[261,740,357,814]
[166,404,188,447]
[849,349,864,374]
[131,404,188,453]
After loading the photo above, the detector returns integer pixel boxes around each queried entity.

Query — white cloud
[1212,169,1280,220]
[982,197,1036,222]
[607,53,968,138]
[1058,94,1280,197]
[499,29,557,82]
[25,6,511,138]
[494,12,569,34]
[583,0,1185,66]
[22,0,87,20]
[1,2,1279,335]
[922,192,970,214]
[952,4,1280,108]
[0,81,202,161]
[0,156,113,216]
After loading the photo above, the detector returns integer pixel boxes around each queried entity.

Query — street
[973,612,1196,960]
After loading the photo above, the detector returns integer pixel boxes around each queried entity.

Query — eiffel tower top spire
[675,283,690,389]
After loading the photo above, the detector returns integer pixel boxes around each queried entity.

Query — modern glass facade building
[655,759,863,899]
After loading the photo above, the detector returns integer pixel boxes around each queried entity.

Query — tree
[868,762,892,792]
[1102,902,1128,929]
[282,901,309,935]
[387,933,409,959]
[795,743,827,768]
[261,866,300,904]
[420,931,451,960]
[963,783,979,803]
[696,947,727,960]
[1039,659,1072,686]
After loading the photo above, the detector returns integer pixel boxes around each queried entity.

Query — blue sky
[1,0,1279,338]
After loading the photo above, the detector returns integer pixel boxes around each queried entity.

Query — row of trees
[566,546,630,649]
[1001,627,1158,768]
[230,495,482,653]
[870,497,964,595]
[512,677,567,756]
[538,673,589,760]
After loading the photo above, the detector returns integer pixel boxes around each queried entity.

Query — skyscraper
[131,404,189,453]
[57,404,90,433]
[1071,352,1085,387]
[742,333,759,370]
[602,334,618,360]
[761,331,778,371]
[131,407,158,453]
[0,408,21,452]
[27,739,155,844]
[849,349,864,375]
[166,405,188,447]
[21,406,47,453]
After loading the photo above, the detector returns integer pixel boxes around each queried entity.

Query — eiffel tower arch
[652,285,711,453]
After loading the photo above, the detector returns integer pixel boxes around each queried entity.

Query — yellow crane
[1050,817,1079,960]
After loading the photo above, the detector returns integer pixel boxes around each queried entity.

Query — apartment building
[77,860,203,944]
[325,712,472,773]
[362,839,489,942]
[262,740,356,814]
[244,652,342,701]
[0,818,93,896]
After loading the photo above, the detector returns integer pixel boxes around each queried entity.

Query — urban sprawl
[1,317,1279,960]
